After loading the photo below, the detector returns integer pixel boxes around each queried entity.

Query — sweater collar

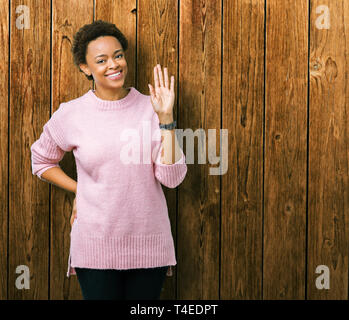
[87,87,138,111]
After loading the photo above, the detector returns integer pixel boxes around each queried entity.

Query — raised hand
[148,64,175,120]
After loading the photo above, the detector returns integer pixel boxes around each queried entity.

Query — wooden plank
[308,0,349,299]
[50,0,93,299]
[4,0,348,301]
[221,0,264,299]
[96,0,136,89]
[10,0,50,299]
[137,0,178,300]
[0,0,9,300]
[178,0,221,299]
[264,0,308,299]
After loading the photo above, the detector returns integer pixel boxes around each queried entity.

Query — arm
[158,113,183,164]
[41,167,77,194]
[152,113,187,188]
[148,64,187,188]
[31,116,76,194]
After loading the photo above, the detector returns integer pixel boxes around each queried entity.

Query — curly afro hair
[71,20,128,81]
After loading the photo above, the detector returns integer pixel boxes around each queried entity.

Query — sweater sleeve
[152,112,187,189]
[30,103,73,182]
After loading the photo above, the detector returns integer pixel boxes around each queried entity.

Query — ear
[79,63,91,76]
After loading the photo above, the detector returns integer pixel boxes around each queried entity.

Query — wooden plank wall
[0,0,348,300]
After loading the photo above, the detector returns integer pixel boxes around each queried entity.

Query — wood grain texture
[137,0,178,300]
[0,0,9,300]
[178,0,221,299]
[2,0,349,300]
[10,0,51,299]
[264,0,308,299]
[50,0,93,300]
[221,0,264,300]
[308,0,349,299]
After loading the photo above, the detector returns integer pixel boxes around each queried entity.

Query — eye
[97,54,123,64]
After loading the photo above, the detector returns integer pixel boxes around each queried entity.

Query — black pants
[74,266,168,300]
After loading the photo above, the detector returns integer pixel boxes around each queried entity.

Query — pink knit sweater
[30,87,187,278]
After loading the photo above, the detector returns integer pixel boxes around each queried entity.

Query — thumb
[148,84,153,97]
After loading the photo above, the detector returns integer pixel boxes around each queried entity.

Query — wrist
[158,113,174,124]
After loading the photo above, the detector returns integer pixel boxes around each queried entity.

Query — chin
[103,80,125,88]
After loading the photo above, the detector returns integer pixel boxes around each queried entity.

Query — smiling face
[79,35,128,93]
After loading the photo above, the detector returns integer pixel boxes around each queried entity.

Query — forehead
[87,36,122,56]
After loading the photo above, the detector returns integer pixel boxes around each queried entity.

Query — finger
[157,64,164,87]
[148,83,153,96]
[148,84,156,100]
[154,66,159,90]
[164,67,169,89]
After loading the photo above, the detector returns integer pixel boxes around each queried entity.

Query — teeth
[108,71,121,76]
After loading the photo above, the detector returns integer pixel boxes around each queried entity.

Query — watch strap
[159,120,177,130]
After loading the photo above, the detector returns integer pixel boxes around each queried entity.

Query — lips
[105,70,122,76]
[105,70,123,80]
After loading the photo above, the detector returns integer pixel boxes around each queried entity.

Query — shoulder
[134,88,151,105]
[60,91,90,110]
[132,88,157,118]
[52,91,89,119]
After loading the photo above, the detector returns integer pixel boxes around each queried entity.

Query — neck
[88,86,136,111]
[93,86,129,101]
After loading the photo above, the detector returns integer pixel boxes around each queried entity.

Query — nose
[108,58,119,69]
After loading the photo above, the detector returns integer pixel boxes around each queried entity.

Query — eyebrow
[94,49,123,59]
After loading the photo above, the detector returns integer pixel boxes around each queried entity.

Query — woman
[30,20,187,300]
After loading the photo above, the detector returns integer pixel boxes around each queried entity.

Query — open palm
[148,64,175,116]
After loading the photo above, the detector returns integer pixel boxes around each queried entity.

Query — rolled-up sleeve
[153,144,187,188]
[152,112,187,189]
[31,103,72,182]
[30,123,66,182]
